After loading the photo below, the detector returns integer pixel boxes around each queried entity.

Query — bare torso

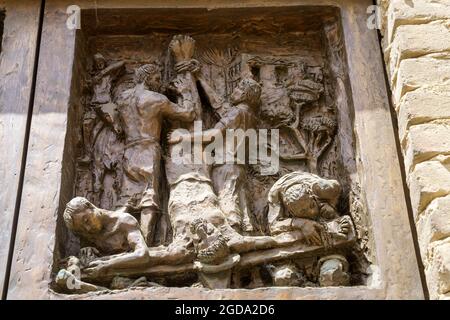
[117,85,168,143]
[89,214,138,254]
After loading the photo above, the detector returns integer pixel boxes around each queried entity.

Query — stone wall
[378,0,450,300]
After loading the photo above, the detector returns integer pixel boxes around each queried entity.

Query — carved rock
[54,32,366,294]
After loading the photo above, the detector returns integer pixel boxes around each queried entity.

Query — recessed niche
[53,6,374,295]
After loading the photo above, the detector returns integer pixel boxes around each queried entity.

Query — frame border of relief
[6,0,424,299]
[0,0,42,297]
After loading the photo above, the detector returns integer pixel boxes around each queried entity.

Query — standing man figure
[116,63,196,246]
[170,77,262,234]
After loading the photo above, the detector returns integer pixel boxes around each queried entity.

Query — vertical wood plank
[0,0,42,296]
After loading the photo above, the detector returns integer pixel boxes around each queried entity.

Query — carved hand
[175,59,200,74]
[294,219,324,246]
[79,247,100,267]
[169,35,195,62]
[167,130,184,145]
[337,216,352,235]
[83,259,110,277]
[171,77,191,95]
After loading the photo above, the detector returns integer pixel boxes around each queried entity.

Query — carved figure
[267,171,353,286]
[91,103,124,206]
[169,77,262,234]
[80,53,125,164]
[62,33,365,292]
[115,63,195,246]
[190,218,230,265]
[60,197,196,278]
[267,171,351,244]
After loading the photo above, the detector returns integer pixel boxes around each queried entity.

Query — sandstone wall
[379,0,450,299]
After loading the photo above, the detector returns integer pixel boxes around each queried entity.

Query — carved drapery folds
[55,32,368,294]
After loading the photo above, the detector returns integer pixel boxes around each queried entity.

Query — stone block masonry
[379,0,450,299]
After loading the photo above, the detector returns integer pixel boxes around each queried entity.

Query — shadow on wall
[0,10,5,53]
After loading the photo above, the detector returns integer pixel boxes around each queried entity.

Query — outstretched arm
[197,76,224,111]
[167,121,227,145]
[83,225,149,276]
[164,99,196,123]
[163,77,196,122]
[95,61,125,81]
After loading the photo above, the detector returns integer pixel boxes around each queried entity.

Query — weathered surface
[408,159,450,220]
[7,0,424,300]
[380,0,450,45]
[393,57,450,105]
[379,0,450,299]
[404,122,450,173]
[425,239,450,299]
[417,195,450,259]
[387,22,450,82]
[49,286,385,300]
[0,0,41,295]
[6,0,77,299]
[398,88,450,143]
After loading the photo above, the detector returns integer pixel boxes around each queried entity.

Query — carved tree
[280,68,337,175]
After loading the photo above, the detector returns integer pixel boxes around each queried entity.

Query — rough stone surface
[417,195,450,259]
[408,160,450,219]
[388,22,450,82]
[381,0,450,45]
[425,238,450,299]
[404,122,450,173]
[393,57,450,105]
[398,88,450,143]
[380,0,450,299]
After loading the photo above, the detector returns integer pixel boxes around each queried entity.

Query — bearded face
[144,71,162,92]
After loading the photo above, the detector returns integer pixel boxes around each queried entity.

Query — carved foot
[55,269,107,294]
[267,263,305,287]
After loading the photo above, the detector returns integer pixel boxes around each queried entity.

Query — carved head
[283,184,320,219]
[135,63,161,92]
[189,218,229,264]
[269,171,342,222]
[93,53,106,71]
[312,179,341,205]
[63,197,102,235]
[231,78,261,109]
[190,218,209,240]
